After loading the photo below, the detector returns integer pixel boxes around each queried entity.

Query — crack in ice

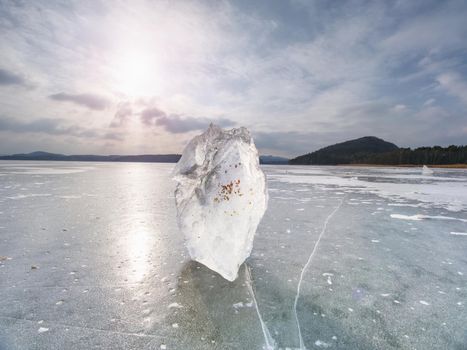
[293,197,345,350]
[0,315,162,339]
[245,265,275,350]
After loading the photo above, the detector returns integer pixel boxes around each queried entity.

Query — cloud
[109,101,234,134]
[141,107,166,125]
[0,116,120,140]
[253,130,350,157]
[49,93,111,110]
[156,115,235,133]
[102,131,124,141]
[436,72,467,106]
[393,104,407,112]
[110,103,133,128]
[0,68,27,86]
[381,3,467,53]
[0,117,63,134]
[424,98,436,106]
[129,103,236,133]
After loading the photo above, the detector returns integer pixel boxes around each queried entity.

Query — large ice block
[173,124,268,281]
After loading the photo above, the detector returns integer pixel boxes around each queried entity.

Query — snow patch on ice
[388,203,421,207]
[6,166,93,175]
[322,273,334,285]
[7,193,52,200]
[390,214,467,222]
[450,232,467,236]
[271,169,467,212]
[314,340,331,348]
[233,301,254,309]
[168,303,183,309]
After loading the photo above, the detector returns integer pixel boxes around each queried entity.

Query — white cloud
[393,104,407,112]
[437,72,467,106]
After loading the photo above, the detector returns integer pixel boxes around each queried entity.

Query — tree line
[349,145,467,165]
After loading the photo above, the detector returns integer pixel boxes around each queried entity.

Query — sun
[111,52,160,97]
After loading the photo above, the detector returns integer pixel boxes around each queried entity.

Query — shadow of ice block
[164,261,265,349]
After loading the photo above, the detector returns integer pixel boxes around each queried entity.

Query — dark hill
[259,155,289,164]
[0,151,182,163]
[289,136,399,165]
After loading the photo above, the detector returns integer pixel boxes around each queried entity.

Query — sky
[0,0,467,157]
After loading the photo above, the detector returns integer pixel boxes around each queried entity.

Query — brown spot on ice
[217,179,243,202]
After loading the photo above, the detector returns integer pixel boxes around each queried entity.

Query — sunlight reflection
[114,163,168,283]
[126,229,151,282]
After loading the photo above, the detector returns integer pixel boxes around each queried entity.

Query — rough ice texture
[173,125,268,281]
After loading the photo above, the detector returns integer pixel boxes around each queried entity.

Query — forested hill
[289,136,398,165]
[355,145,467,165]
[289,137,467,165]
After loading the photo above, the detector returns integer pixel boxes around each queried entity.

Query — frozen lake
[0,161,466,350]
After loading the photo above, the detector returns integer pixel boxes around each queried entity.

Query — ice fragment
[422,165,433,175]
[173,125,267,281]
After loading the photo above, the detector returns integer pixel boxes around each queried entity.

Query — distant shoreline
[335,163,467,169]
[1,158,466,168]
[0,154,288,165]
[0,158,178,164]
[286,163,467,168]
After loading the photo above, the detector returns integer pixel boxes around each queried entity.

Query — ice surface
[173,125,267,281]
[271,166,467,211]
[0,161,466,350]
